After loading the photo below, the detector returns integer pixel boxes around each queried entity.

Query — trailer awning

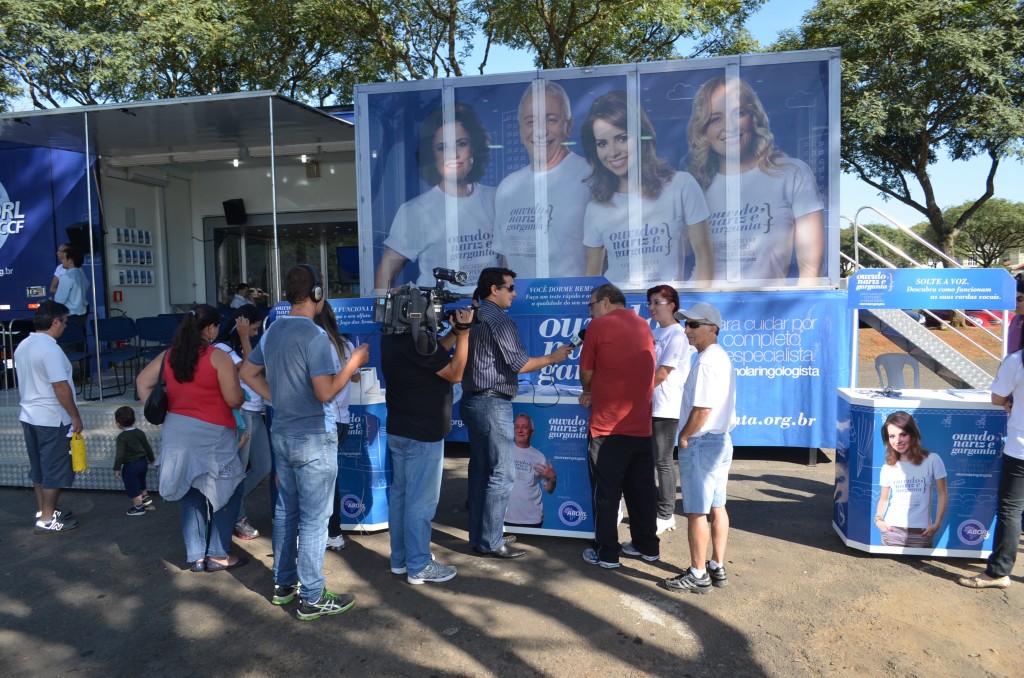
[0,91,352,161]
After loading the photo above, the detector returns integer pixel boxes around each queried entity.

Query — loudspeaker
[223,198,247,225]
[65,222,93,254]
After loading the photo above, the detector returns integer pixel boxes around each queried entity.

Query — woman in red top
[137,305,247,572]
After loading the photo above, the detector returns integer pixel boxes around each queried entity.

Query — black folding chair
[55,321,90,395]
[88,317,137,398]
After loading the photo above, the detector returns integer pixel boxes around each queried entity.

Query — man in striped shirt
[462,267,573,558]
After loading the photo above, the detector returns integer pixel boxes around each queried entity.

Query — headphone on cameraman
[297,264,324,303]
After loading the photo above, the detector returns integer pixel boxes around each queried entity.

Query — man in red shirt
[578,283,658,568]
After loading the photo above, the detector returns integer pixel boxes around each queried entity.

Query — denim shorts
[679,432,732,514]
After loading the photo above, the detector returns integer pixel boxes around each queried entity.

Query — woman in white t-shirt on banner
[687,75,825,285]
[647,284,695,535]
[874,411,948,548]
[581,90,712,287]
[374,102,499,293]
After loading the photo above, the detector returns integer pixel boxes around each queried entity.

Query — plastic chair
[89,317,138,398]
[135,315,177,364]
[55,321,91,394]
[874,353,920,390]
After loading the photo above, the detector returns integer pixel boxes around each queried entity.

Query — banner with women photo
[354,49,840,296]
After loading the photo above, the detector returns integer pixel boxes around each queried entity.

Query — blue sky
[482,0,1023,228]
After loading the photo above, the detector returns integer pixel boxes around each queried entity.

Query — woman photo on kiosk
[137,305,248,572]
[874,411,948,549]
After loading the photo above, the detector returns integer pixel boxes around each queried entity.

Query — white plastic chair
[874,353,920,389]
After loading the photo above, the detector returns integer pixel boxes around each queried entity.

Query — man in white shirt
[15,300,83,533]
[666,302,736,594]
[492,81,591,278]
[230,283,253,309]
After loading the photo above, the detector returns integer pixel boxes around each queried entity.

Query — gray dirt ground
[1,448,1020,678]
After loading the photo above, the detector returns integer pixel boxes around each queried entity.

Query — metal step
[860,309,994,389]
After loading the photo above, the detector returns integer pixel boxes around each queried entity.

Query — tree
[0,0,390,108]
[480,0,765,70]
[775,0,1024,256]
[1,0,767,109]
[938,199,1024,268]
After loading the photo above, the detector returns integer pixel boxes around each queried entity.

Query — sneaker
[35,508,73,520]
[140,496,154,508]
[656,516,677,535]
[392,552,435,575]
[407,561,457,585]
[296,590,356,620]
[234,517,259,540]
[34,517,80,534]
[326,534,346,551]
[707,561,729,588]
[272,583,298,605]
[620,541,660,562]
[581,547,620,569]
[126,505,147,516]
[665,568,712,594]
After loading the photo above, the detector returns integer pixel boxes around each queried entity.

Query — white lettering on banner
[949,430,1001,455]
[0,201,26,235]
[853,271,892,292]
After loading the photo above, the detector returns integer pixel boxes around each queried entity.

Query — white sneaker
[656,516,677,535]
[326,534,346,551]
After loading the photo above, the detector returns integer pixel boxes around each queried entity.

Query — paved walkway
[2,450,1020,677]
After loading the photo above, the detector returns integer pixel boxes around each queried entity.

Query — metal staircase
[858,309,993,389]
[846,206,1004,390]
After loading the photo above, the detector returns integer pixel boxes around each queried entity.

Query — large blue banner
[835,390,1004,557]
[0,145,105,321]
[504,280,848,448]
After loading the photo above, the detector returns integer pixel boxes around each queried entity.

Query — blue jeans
[271,429,338,604]
[987,454,1024,578]
[463,394,515,551]
[180,483,243,562]
[387,434,444,574]
[237,409,272,521]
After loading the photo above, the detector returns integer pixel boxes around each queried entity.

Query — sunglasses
[647,300,672,306]
[495,284,515,292]
[684,320,713,329]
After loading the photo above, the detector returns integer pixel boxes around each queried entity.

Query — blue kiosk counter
[336,383,595,539]
[834,388,1005,558]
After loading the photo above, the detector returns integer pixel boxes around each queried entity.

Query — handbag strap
[157,351,166,386]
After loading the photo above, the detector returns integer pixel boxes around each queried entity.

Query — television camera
[373,267,477,354]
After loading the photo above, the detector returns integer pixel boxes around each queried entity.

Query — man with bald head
[492,81,591,278]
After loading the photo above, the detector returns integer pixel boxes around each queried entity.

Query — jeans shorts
[679,432,732,515]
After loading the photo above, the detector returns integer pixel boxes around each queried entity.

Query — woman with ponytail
[137,304,248,572]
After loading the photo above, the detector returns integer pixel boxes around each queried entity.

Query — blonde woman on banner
[687,75,825,285]
[374,102,499,293]
[581,90,712,287]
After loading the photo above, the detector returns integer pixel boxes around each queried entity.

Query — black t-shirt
[380,333,453,442]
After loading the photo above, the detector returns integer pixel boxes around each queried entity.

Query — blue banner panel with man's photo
[355,50,841,296]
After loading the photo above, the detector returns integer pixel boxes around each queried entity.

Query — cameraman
[381,305,475,585]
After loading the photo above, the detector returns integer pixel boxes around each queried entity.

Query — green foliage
[941,198,1024,268]
[776,0,1024,255]
[0,0,766,109]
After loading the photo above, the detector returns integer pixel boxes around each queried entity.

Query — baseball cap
[674,302,723,327]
